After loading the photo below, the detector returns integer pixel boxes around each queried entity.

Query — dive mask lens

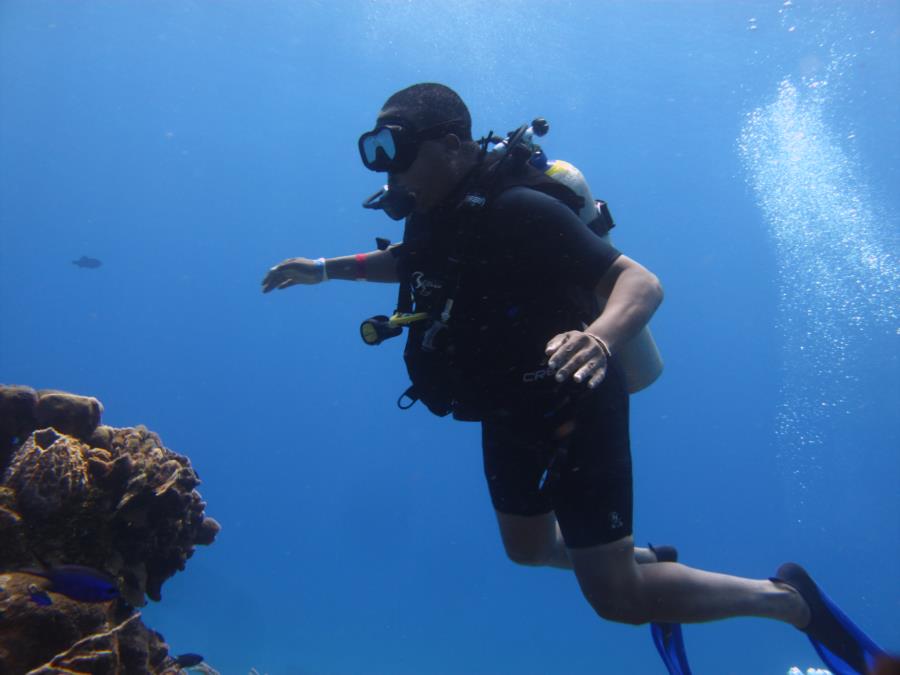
[362,127,396,165]
[359,125,410,172]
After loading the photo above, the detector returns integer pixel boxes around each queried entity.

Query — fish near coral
[24,565,119,603]
[28,583,52,606]
[174,653,205,667]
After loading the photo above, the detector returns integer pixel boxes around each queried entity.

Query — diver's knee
[504,545,552,567]
[580,586,650,625]
[496,512,560,567]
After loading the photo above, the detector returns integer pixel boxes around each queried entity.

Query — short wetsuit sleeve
[489,186,622,289]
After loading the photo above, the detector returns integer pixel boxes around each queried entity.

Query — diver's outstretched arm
[261,247,399,292]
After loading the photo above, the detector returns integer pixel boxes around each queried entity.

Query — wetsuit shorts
[481,364,632,549]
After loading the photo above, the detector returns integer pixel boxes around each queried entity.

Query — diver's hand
[261,257,324,293]
[545,330,610,389]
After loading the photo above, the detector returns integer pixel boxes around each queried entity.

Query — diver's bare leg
[568,535,809,627]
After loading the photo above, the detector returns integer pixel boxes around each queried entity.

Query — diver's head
[358,83,480,213]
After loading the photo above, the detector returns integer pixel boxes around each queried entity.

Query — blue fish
[28,584,52,606]
[175,653,205,667]
[24,565,119,603]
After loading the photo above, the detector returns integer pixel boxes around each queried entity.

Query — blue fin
[648,544,692,675]
[805,585,886,674]
[651,621,692,675]
[774,562,887,675]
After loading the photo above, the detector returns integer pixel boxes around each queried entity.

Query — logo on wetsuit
[411,271,443,297]
[522,368,554,383]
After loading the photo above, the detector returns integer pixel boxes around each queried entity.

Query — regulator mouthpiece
[363,185,416,221]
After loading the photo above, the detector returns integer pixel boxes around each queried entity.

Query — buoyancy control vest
[394,155,609,420]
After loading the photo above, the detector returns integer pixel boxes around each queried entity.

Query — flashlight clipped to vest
[360,312,430,346]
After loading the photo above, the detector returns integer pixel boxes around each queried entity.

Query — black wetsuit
[400,183,632,548]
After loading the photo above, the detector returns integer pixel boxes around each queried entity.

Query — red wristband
[354,253,367,280]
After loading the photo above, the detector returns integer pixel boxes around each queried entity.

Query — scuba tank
[486,119,664,394]
[553,160,663,394]
[361,119,664,394]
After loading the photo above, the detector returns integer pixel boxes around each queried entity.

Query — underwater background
[1,1,897,673]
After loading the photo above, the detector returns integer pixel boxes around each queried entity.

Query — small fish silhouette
[175,653,205,667]
[23,565,119,603]
[73,255,102,269]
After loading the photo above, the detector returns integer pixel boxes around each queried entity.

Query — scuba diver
[262,83,888,674]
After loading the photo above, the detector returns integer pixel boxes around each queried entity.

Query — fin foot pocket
[772,562,887,675]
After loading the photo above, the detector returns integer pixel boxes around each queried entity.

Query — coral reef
[0,384,220,674]
[0,571,171,674]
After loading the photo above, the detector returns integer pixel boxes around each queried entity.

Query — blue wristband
[314,257,327,282]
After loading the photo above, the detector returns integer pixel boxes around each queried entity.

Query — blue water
[1,2,898,673]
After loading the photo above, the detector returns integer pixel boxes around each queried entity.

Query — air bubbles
[738,68,900,522]
[739,78,899,330]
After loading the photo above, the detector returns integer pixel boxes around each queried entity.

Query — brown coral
[0,385,220,672]
[0,384,220,606]
[1,425,220,606]
[102,425,221,604]
[0,386,103,474]
[34,390,104,443]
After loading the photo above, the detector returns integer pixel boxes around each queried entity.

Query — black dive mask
[362,185,417,221]
[357,118,466,173]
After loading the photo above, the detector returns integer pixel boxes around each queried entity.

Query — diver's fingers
[545,331,573,355]
[546,331,581,367]
[585,364,608,388]
[553,344,594,383]
[261,265,286,287]
[547,331,592,371]
[261,258,317,292]
[575,358,607,389]
[573,358,602,384]
[261,271,288,293]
